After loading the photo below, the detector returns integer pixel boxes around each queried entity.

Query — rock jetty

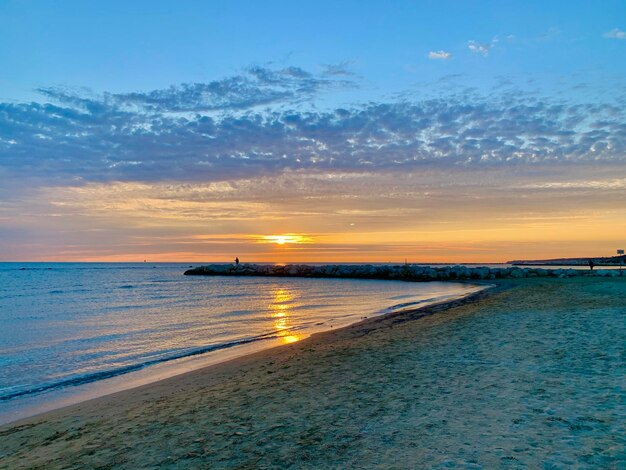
[184,264,623,281]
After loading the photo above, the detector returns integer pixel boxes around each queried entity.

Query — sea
[0,262,484,424]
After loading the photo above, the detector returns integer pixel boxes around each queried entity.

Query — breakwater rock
[184,264,624,281]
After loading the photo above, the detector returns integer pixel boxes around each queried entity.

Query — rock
[183,263,592,282]
[597,269,619,277]
[471,267,490,279]
[509,268,525,278]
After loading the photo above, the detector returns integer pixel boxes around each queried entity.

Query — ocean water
[0,262,481,423]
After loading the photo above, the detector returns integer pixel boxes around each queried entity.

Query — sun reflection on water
[280,334,301,343]
[269,288,302,344]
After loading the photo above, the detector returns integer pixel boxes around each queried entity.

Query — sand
[1,277,624,469]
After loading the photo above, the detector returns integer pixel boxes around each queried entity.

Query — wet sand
[1,277,624,468]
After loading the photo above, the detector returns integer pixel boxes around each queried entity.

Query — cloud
[537,27,560,41]
[0,69,625,189]
[3,68,626,262]
[603,28,626,40]
[468,41,490,55]
[322,61,356,76]
[5,161,625,262]
[428,50,452,60]
[37,66,355,113]
[468,37,498,56]
[521,178,626,190]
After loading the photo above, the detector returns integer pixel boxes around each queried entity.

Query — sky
[1,0,625,262]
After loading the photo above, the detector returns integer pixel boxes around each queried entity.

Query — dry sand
[1,277,624,469]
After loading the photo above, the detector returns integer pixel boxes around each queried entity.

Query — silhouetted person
[588,259,594,270]
[235,257,240,267]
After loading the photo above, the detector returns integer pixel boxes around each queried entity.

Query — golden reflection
[269,288,302,344]
[281,334,301,344]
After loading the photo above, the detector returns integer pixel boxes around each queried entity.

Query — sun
[273,235,289,245]
[261,234,312,245]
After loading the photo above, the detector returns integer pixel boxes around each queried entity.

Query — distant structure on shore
[509,251,626,267]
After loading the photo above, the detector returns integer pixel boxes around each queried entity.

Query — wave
[3,264,193,273]
[378,294,456,314]
[0,329,302,402]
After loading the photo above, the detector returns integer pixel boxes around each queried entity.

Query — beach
[0,263,481,423]
[1,276,624,468]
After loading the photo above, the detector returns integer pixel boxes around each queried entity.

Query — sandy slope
[1,277,624,469]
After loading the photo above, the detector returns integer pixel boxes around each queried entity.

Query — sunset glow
[3,4,625,468]
[1,2,625,263]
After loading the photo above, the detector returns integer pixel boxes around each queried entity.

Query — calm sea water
[0,262,481,423]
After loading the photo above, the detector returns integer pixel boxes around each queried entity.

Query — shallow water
[0,262,479,423]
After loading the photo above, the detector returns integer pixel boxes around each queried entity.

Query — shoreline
[0,280,490,427]
[2,277,623,468]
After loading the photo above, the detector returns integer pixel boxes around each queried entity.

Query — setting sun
[261,234,312,245]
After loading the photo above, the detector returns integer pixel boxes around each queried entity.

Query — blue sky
[0,1,625,262]
[2,0,624,102]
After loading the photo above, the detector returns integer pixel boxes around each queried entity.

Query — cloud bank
[2,63,625,262]
[1,68,624,189]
